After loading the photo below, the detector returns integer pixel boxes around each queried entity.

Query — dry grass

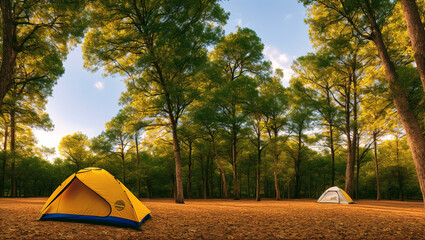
[1,198,424,239]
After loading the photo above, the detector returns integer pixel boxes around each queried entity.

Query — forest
[1,0,425,205]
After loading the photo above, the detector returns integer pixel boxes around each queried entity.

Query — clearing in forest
[0,198,424,239]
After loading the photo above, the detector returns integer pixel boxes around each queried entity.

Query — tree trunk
[326,89,336,187]
[231,133,240,200]
[349,58,359,199]
[329,123,335,186]
[287,181,291,199]
[203,175,207,200]
[401,0,425,91]
[394,133,404,201]
[352,72,358,199]
[294,129,302,198]
[156,59,185,203]
[187,141,192,199]
[308,171,312,198]
[209,131,228,197]
[0,0,17,109]
[209,155,213,197]
[355,154,360,200]
[365,6,425,207]
[355,132,360,200]
[170,119,184,203]
[344,71,354,197]
[272,129,281,200]
[219,171,223,198]
[373,131,381,200]
[352,70,361,199]
[135,134,141,198]
[398,168,404,201]
[247,165,250,198]
[273,153,280,200]
[201,155,207,199]
[256,143,261,201]
[206,153,210,197]
[121,152,126,184]
[294,163,301,198]
[10,109,16,197]
[1,125,7,197]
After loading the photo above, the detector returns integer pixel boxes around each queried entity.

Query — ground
[0,198,424,239]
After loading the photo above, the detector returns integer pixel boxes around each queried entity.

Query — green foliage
[83,1,229,202]
[358,137,421,199]
[3,1,424,202]
[58,132,94,170]
[84,0,228,123]
[0,0,88,102]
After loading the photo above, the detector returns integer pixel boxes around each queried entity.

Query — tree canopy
[1,1,424,207]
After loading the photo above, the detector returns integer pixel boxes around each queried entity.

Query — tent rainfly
[39,167,151,229]
[317,186,354,204]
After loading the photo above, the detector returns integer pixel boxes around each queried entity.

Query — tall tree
[292,53,343,187]
[178,119,201,199]
[360,80,395,200]
[0,115,8,196]
[132,128,143,198]
[287,83,314,198]
[210,27,270,199]
[127,119,148,199]
[58,132,94,171]
[104,111,133,184]
[84,0,228,204]
[300,0,425,207]
[192,99,229,198]
[400,0,425,90]
[0,0,84,196]
[0,0,87,109]
[335,47,366,198]
[246,90,268,201]
[2,64,55,196]
[262,70,288,200]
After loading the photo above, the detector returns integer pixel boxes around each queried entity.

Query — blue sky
[33,0,313,156]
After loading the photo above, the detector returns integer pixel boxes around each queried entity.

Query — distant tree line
[0,0,424,204]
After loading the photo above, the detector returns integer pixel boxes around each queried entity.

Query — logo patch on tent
[114,200,125,211]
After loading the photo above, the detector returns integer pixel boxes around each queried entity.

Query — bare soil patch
[0,198,424,239]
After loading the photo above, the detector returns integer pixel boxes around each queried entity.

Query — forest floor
[0,198,424,239]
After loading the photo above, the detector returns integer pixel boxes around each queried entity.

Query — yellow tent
[39,167,151,229]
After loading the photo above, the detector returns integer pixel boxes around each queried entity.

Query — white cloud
[284,14,293,20]
[94,81,104,90]
[281,68,295,87]
[264,45,290,68]
[236,18,250,28]
[237,18,243,26]
[263,45,295,86]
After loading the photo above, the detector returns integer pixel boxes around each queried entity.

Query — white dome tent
[317,186,354,204]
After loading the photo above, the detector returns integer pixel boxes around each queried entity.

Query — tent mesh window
[320,191,339,203]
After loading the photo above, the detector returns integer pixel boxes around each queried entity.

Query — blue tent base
[40,213,150,229]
